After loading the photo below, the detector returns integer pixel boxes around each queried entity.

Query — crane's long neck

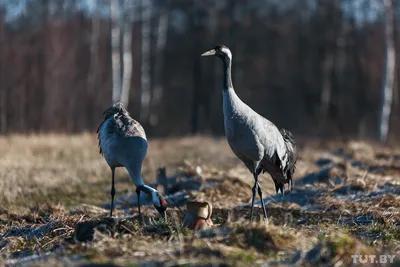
[222,58,233,91]
[222,56,243,122]
[127,165,158,203]
[126,162,146,187]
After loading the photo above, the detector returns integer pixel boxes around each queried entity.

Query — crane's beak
[201,49,216,57]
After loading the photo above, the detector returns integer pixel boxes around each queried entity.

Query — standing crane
[97,102,167,220]
[201,45,298,223]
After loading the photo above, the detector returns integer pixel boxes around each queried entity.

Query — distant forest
[0,0,399,139]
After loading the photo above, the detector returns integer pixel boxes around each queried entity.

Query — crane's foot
[137,213,143,225]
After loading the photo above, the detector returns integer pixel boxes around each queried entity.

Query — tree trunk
[0,86,6,134]
[191,0,203,134]
[140,0,152,122]
[379,0,396,142]
[88,6,100,95]
[120,0,133,109]
[320,54,333,131]
[150,7,169,126]
[0,19,6,134]
[110,0,122,104]
[87,5,100,129]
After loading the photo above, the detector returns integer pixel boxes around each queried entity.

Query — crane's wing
[259,117,288,169]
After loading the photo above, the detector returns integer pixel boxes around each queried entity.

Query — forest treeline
[0,0,399,139]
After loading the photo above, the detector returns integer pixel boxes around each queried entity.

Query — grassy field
[0,135,399,266]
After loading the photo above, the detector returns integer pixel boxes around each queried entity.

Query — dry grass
[0,135,399,266]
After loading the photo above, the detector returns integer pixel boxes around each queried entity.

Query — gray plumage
[97,102,167,219]
[98,103,147,173]
[202,45,298,223]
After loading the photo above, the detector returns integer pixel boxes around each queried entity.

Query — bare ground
[0,135,399,266]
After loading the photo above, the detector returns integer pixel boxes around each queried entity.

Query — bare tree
[190,0,203,133]
[120,26,132,108]
[140,0,152,121]
[0,18,6,134]
[85,2,101,129]
[150,5,169,126]
[120,0,133,108]
[110,0,122,104]
[318,0,341,134]
[379,0,396,142]
[320,54,333,129]
[87,3,100,95]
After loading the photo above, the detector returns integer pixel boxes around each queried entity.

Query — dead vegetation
[0,135,399,266]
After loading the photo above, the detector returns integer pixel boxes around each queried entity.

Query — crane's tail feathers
[279,128,298,191]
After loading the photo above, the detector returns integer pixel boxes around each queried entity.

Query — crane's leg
[256,181,269,224]
[249,176,258,222]
[136,187,143,224]
[250,164,263,222]
[110,167,116,217]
